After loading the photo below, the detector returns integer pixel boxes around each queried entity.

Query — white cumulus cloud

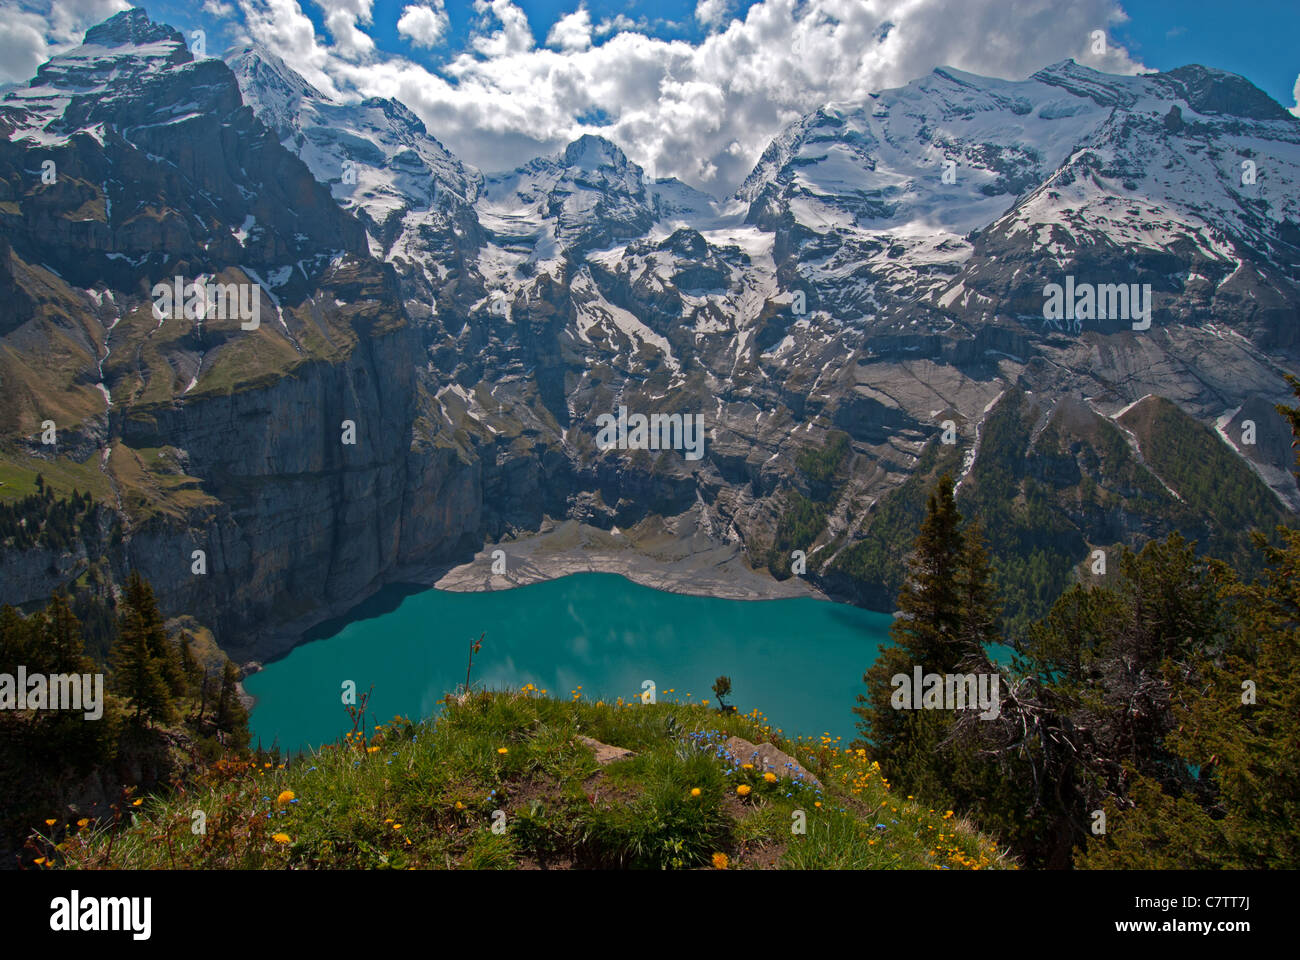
[397,2,449,49]
[594,14,641,37]
[547,7,592,52]
[469,0,534,58]
[695,0,734,29]
[317,0,375,60]
[0,7,51,83]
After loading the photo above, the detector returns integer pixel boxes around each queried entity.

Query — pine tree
[42,592,92,675]
[0,604,33,669]
[123,572,185,697]
[891,473,965,668]
[955,520,1002,665]
[195,666,211,723]
[179,632,203,695]
[109,575,174,725]
[853,475,993,777]
[214,660,249,748]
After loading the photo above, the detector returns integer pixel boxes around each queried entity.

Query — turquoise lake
[244,572,897,754]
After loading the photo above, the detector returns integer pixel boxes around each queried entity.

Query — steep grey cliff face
[119,311,421,660]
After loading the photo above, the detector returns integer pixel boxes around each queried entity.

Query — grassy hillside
[39,690,1010,871]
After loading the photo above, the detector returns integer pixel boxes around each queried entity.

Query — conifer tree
[214,660,250,748]
[891,473,965,667]
[955,520,1002,665]
[123,572,185,697]
[179,632,203,695]
[42,592,92,675]
[853,475,995,774]
[0,604,32,668]
[109,574,174,725]
[195,666,212,724]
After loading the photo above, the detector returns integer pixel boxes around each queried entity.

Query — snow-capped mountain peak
[563,133,633,171]
[224,44,324,141]
[1,7,194,145]
[226,42,486,296]
[480,134,654,254]
[83,6,181,44]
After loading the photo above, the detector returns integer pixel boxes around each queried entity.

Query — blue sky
[4,1,1297,192]
[1112,0,1298,109]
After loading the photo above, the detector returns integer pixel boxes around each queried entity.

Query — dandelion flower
[690,788,701,797]
[272,833,291,844]
[711,852,729,870]
[276,790,295,805]
[497,747,508,755]
[44,819,56,826]
[763,772,777,783]
[77,818,90,827]
[736,785,751,797]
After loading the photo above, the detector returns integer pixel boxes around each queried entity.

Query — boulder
[723,736,823,789]
[576,735,634,765]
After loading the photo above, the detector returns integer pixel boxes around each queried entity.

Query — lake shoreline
[432,517,826,603]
